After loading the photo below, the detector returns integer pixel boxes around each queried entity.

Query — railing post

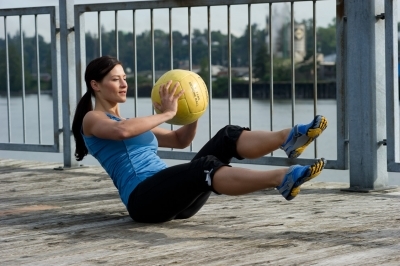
[59,0,78,168]
[344,0,389,191]
[385,0,400,172]
[336,0,349,170]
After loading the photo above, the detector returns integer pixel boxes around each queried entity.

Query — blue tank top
[82,113,167,206]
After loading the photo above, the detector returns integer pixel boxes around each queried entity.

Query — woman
[72,56,328,223]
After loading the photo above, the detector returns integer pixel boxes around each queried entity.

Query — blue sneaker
[281,115,328,158]
[277,158,327,201]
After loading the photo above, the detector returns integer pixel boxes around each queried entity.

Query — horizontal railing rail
[1,1,399,189]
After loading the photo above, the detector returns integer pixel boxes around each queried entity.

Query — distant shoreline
[0,81,338,99]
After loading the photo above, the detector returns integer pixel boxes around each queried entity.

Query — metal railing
[0,0,398,190]
[0,6,61,153]
[73,0,345,169]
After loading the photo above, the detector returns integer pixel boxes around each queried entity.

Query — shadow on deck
[1,159,399,265]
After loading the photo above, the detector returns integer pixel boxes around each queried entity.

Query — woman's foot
[276,158,327,200]
[281,115,328,158]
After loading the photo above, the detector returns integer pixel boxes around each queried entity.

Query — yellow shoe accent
[278,158,327,201]
[282,115,328,159]
[305,158,326,182]
[307,116,328,138]
[290,187,301,197]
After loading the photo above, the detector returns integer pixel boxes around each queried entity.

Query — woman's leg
[190,125,251,163]
[235,129,290,159]
[174,191,212,219]
[174,125,251,219]
[128,155,227,223]
[128,117,328,223]
[192,115,327,162]
[211,116,328,198]
[212,158,326,198]
[236,115,328,159]
[213,166,287,195]
[127,155,325,223]
[175,115,327,219]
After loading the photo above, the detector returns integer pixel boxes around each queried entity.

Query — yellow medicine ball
[151,69,209,125]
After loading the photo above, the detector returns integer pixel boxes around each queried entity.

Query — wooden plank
[1,159,400,265]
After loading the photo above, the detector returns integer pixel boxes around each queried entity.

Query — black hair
[72,56,122,161]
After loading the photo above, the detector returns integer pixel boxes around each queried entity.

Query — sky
[0,0,339,43]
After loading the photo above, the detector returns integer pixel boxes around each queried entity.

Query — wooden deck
[1,158,400,266]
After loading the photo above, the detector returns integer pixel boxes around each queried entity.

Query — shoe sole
[288,115,328,158]
[287,158,327,200]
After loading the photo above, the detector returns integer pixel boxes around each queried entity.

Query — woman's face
[93,64,127,103]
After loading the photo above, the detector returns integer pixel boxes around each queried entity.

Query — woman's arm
[152,120,198,149]
[83,111,175,140]
[83,81,183,140]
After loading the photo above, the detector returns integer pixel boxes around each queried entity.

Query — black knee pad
[215,125,250,160]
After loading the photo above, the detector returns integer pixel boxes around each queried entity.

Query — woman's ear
[91,80,100,92]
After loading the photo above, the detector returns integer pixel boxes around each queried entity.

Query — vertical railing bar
[74,9,86,105]
[76,12,86,101]
[115,10,119,59]
[50,7,60,150]
[188,7,192,71]
[98,11,102,56]
[188,7,193,151]
[151,9,155,115]
[248,4,253,129]
[290,1,295,127]
[169,8,174,149]
[269,3,274,156]
[336,0,348,169]
[227,5,232,125]
[74,7,86,158]
[313,0,318,156]
[35,14,42,144]
[5,16,11,142]
[133,9,138,117]
[207,6,213,140]
[169,8,173,70]
[20,15,26,143]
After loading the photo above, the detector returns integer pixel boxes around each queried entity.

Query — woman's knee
[195,155,230,195]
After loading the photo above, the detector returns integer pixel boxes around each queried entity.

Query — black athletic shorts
[127,125,250,223]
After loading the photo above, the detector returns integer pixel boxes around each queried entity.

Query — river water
[1,94,399,185]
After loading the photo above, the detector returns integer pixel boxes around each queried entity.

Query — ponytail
[72,91,93,161]
[72,55,122,161]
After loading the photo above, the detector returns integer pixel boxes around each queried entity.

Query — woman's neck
[94,101,121,118]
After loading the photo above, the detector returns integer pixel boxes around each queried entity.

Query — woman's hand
[153,81,184,118]
[84,81,186,141]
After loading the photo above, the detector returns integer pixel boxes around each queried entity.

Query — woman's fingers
[159,80,171,96]
[159,81,182,99]
[153,101,161,111]
[176,87,184,99]
[169,82,181,99]
[156,81,183,114]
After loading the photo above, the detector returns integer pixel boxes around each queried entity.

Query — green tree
[254,42,268,81]
[0,44,22,93]
[317,18,336,55]
[198,57,210,88]
[0,32,52,94]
